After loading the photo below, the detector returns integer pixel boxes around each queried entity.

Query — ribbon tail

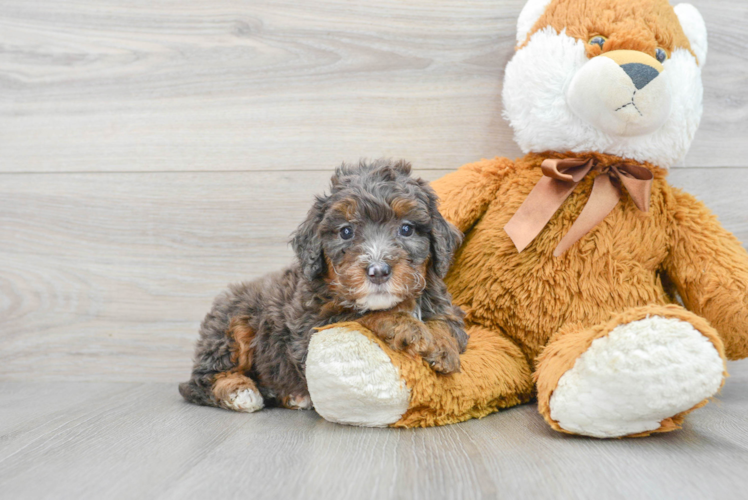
[553,174,621,257]
[504,176,579,253]
[615,165,653,213]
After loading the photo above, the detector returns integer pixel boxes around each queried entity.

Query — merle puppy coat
[179,160,467,413]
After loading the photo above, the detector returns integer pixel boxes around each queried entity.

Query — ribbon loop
[504,158,653,256]
[540,158,594,182]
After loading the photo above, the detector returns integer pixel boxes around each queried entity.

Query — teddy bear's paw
[306,326,410,427]
[224,388,264,413]
[549,316,725,438]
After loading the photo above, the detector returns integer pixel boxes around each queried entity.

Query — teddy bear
[303,0,748,438]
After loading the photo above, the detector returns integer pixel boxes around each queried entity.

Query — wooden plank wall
[1,0,746,382]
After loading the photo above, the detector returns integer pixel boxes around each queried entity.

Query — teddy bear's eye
[655,48,667,63]
[589,36,606,49]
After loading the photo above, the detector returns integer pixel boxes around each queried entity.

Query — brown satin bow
[504,158,654,257]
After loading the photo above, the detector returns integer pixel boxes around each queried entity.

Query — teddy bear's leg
[535,304,727,438]
[306,322,534,427]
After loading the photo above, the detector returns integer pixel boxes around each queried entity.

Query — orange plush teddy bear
[305,0,748,437]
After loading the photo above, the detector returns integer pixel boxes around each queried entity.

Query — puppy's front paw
[389,317,432,352]
[358,312,462,375]
[423,343,461,375]
[391,319,461,375]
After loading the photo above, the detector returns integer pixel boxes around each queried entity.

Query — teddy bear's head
[502,0,707,167]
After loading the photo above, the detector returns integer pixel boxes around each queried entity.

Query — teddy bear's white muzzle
[567,50,672,137]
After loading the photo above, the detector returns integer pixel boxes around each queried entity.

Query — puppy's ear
[291,197,327,281]
[427,189,463,278]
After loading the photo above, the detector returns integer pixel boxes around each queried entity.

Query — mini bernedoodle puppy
[179,159,467,413]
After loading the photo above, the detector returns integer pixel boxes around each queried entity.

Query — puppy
[179,159,467,413]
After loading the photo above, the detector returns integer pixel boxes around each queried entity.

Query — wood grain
[0,373,746,500]
[0,167,745,382]
[1,0,746,173]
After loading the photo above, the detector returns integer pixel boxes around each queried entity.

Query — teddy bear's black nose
[367,262,391,284]
[621,63,660,90]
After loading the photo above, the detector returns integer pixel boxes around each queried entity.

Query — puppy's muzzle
[367,262,391,285]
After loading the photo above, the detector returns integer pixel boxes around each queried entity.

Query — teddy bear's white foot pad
[306,327,410,427]
[549,316,724,438]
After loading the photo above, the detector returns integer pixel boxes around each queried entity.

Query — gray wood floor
[1,360,747,500]
[2,0,748,498]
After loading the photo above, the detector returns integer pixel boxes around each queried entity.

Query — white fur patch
[363,235,390,264]
[225,388,264,413]
[674,3,708,66]
[549,316,724,438]
[306,327,410,427]
[516,0,554,45]
[502,28,703,168]
[356,292,400,311]
[286,394,313,410]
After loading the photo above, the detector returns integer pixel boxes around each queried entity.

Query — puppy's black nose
[367,263,391,284]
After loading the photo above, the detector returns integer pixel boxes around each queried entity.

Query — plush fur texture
[305,0,748,436]
[440,152,748,364]
[179,159,467,412]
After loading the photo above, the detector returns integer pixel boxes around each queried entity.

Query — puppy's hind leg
[212,372,264,413]
[179,315,264,413]
[280,393,313,410]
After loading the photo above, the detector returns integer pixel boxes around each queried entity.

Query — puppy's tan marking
[330,198,358,220]
[208,316,262,409]
[227,315,254,373]
[325,253,368,305]
[392,198,417,219]
[389,258,429,299]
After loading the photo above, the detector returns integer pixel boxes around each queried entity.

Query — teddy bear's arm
[430,157,515,232]
[664,188,748,360]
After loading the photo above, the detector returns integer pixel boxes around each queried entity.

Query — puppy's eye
[589,36,606,49]
[339,226,354,240]
[655,47,667,63]
[398,224,414,237]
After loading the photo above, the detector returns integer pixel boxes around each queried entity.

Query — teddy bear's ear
[674,3,708,66]
[516,0,553,46]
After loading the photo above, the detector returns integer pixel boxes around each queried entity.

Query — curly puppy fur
[179,159,467,412]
